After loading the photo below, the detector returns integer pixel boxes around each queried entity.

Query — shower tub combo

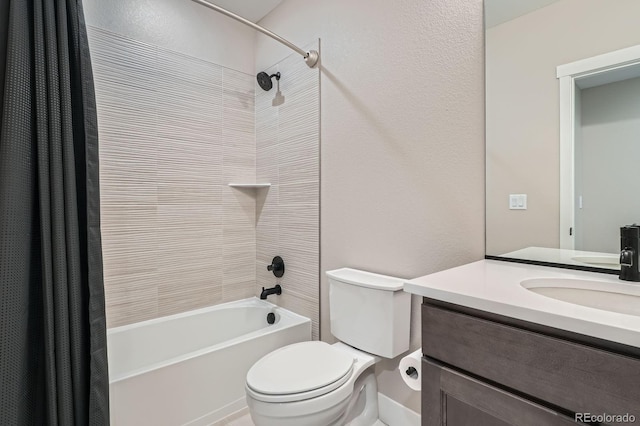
[107,297,311,426]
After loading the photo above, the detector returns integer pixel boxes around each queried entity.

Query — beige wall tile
[92,27,258,326]
[104,273,158,328]
[255,43,320,338]
[93,27,319,330]
[157,268,223,317]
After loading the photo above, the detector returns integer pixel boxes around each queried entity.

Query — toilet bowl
[245,268,411,426]
[246,342,379,426]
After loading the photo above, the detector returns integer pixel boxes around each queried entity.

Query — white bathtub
[108,297,311,426]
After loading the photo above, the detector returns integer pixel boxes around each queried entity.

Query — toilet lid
[246,341,354,396]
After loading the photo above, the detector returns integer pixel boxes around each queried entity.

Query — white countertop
[404,259,640,348]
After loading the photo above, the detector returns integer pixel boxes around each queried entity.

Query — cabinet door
[421,304,640,419]
[422,358,581,426]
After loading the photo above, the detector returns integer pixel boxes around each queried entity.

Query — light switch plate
[509,194,527,210]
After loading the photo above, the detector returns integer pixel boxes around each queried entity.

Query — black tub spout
[260,284,282,300]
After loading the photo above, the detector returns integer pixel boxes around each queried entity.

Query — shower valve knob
[267,256,285,278]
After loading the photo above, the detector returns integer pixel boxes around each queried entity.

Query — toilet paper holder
[405,366,418,379]
[399,348,422,391]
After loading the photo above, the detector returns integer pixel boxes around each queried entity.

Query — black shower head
[257,71,280,91]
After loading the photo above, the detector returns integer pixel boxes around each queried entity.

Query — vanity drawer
[422,358,580,426]
[422,303,640,421]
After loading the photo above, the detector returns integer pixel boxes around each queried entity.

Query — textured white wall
[257,0,485,413]
[83,0,256,74]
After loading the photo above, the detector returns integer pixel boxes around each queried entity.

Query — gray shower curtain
[0,0,109,425]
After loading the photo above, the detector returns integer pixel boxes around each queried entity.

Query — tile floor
[225,413,254,426]
[224,413,387,425]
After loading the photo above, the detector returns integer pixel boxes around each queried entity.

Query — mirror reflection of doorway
[575,76,640,253]
[558,45,640,252]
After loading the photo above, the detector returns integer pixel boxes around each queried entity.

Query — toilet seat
[246,341,355,403]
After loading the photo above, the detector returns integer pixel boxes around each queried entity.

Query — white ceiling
[485,0,562,28]
[206,0,284,23]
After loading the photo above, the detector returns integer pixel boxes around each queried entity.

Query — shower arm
[190,0,319,68]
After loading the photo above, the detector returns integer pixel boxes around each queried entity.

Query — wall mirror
[485,0,640,271]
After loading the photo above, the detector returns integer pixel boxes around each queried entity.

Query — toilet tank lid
[326,268,406,291]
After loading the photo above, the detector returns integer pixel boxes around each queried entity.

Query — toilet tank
[326,268,411,358]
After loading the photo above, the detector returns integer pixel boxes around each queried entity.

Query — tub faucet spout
[260,284,282,300]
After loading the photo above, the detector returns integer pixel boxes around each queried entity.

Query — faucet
[619,225,640,282]
[260,284,282,300]
[261,256,285,299]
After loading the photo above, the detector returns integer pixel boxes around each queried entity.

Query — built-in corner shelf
[228,183,271,189]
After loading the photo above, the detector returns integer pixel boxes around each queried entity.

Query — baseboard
[377,393,420,426]
[184,397,246,426]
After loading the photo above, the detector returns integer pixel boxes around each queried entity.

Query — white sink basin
[571,255,620,268]
[521,278,640,317]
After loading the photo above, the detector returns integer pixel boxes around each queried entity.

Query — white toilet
[245,268,411,426]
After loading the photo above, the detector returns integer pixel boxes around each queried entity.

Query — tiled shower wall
[255,43,321,339]
[90,27,257,327]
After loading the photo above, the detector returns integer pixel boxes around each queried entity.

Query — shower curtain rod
[190,0,319,68]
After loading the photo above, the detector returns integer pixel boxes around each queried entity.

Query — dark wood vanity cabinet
[422,359,578,426]
[421,301,640,426]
